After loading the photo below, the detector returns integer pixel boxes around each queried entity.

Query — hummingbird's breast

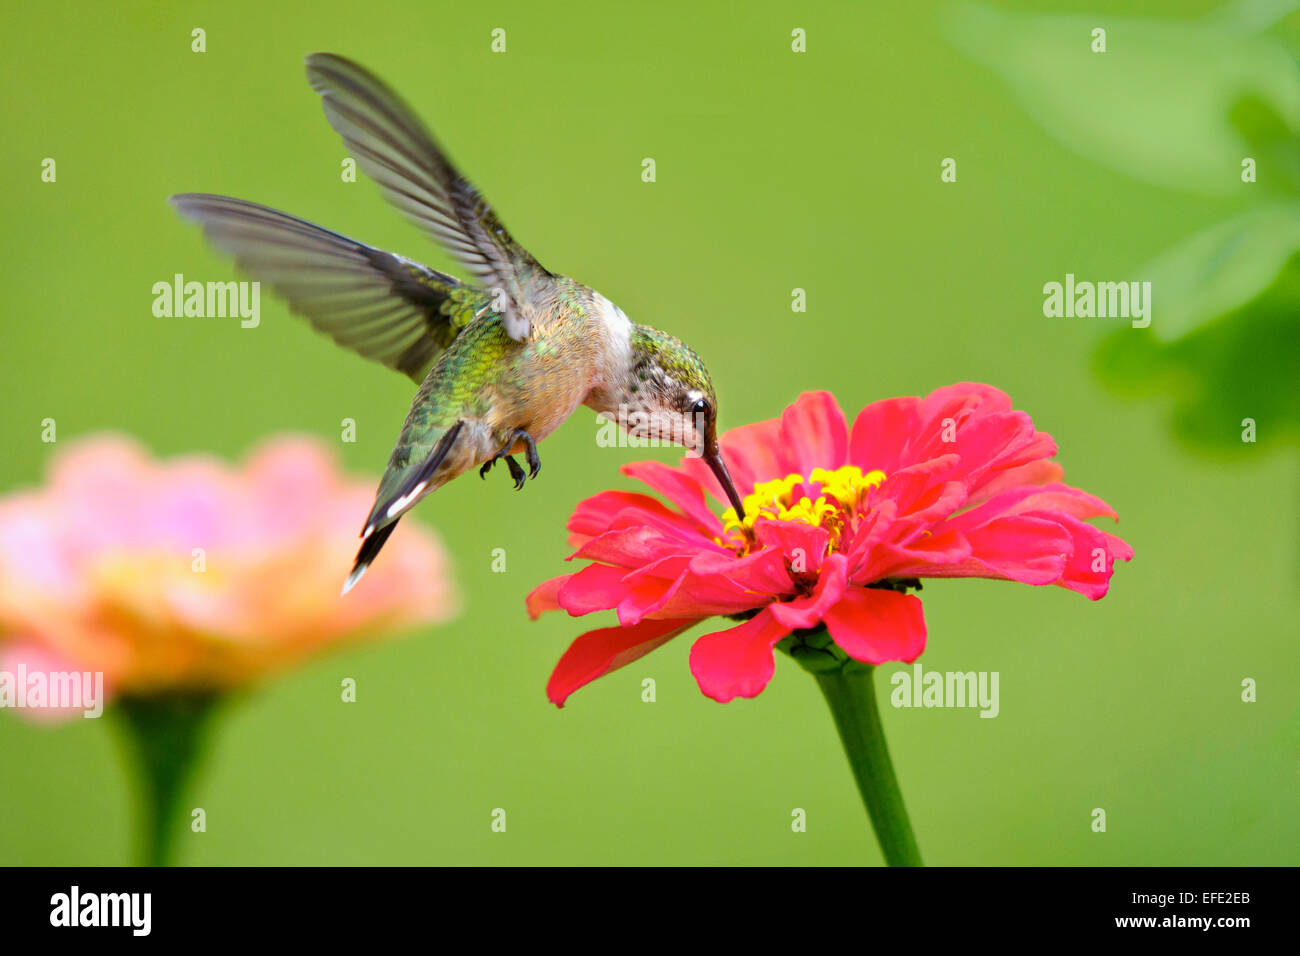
[396,281,632,476]
[479,285,631,447]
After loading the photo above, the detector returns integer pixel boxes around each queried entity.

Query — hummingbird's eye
[691,398,711,418]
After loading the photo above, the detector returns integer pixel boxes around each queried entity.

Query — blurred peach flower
[0,433,457,710]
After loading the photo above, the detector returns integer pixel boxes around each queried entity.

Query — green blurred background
[1,0,1296,865]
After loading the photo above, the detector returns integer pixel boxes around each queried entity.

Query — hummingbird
[171,53,749,594]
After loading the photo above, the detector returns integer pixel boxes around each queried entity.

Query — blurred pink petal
[0,433,459,718]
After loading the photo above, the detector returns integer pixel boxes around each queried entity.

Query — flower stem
[115,693,221,867]
[813,664,923,866]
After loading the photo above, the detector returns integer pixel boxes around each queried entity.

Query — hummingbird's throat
[719,465,887,552]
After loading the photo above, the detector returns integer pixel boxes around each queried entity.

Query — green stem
[115,693,221,867]
[813,664,923,866]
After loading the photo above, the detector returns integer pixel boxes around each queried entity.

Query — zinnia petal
[0,433,458,708]
[688,609,791,703]
[548,617,698,707]
[849,396,921,474]
[780,391,849,473]
[622,461,722,534]
[533,382,1130,706]
[766,554,848,631]
[526,574,571,619]
[823,587,927,664]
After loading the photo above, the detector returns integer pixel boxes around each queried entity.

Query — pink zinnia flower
[529,384,1132,706]
[0,433,458,715]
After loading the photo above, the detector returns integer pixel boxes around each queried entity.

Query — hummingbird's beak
[703,431,749,531]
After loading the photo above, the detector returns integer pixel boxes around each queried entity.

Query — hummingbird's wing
[305,53,546,343]
[169,194,482,383]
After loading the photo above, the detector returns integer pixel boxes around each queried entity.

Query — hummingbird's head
[618,325,749,522]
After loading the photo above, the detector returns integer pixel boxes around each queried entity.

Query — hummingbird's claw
[505,455,527,490]
[479,454,521,484]
[481,429,541,491]
[521,433,541,479]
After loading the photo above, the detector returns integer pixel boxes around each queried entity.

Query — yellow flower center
[719,465,886,549]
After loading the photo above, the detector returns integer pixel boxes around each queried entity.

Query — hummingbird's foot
[516,430,541,479]
[505,454,527,490]
[481,429,540,490]
[479,453,526,489]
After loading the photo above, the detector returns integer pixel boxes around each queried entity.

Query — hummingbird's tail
[341,421,465,596]
[341,521,399,596]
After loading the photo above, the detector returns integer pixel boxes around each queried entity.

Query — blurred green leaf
[1208,0,1300,33]
[1229,92,1300,193]
[1094,254,1300,451]
[943,1,1300,195]
[1140,202,1300,342]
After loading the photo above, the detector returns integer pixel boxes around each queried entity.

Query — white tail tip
[341,563,368,596]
